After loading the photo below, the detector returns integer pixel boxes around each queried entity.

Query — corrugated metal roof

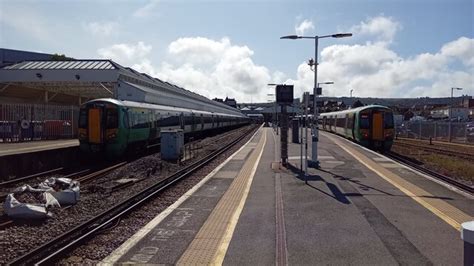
[3,60,118,70]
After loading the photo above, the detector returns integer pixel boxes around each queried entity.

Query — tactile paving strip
[177,129,267,265]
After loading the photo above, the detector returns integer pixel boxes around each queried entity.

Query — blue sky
[0,0,473,102]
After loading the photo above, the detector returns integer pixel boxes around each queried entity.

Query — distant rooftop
[0,48,53,68]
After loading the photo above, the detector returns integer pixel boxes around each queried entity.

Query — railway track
[393,141,474,161]
[396,136,474,148]
[384,151,474,194]
[8,125,256,265]
[0,167,64,187]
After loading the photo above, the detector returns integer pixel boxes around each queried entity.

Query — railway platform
[0,139,79,178]
[0,139,78,157]
[102,127,474,265]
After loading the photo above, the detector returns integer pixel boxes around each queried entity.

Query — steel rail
[384,151,474,194]
[0,167,64,187]
[396,136,474,148]
[8,126,255,265]
[393,141,474,161]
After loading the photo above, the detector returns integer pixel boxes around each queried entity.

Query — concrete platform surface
[102,127,473,265]
[0,139,78,157]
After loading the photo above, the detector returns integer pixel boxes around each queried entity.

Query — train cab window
[384,113,394,128]
[106,108,118,129]
[360,113,370,129]
[79,109,87,128]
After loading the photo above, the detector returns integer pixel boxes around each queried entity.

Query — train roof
[84,98,246,118]
[319,105,392,117]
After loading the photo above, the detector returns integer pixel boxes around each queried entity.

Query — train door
[88,108,102,144]
[372,112,384,141]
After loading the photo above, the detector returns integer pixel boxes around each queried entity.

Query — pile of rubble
[4,178,80,220]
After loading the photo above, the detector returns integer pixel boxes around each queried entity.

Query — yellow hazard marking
[177,128,267,265]
[325,133,472,231]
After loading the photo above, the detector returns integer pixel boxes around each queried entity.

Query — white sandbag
[4,193,48,220]
[41,177,80,205]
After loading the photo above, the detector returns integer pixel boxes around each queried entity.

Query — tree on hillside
[351,100,364,108]
[51,53,73,61]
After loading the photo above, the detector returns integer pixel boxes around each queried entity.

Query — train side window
[384,113,394,128]
[123,110,129,128]
[360,114,370,129]
[79,109,87,128]
[347,113,354,129]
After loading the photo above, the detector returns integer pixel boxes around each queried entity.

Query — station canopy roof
[0,59,239,113]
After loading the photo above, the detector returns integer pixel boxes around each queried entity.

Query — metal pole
[304,92,309,182]
[300,114,303,173]
[465,123,468,143]
[276,105,279,135]
[310,36,319,168]
[419,120,422,140]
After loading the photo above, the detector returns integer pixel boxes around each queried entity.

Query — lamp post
[317,81,334,92]
[281,33,352,168]
[448,87,463,141]
[350,89,354,98]
[451,87,463,98]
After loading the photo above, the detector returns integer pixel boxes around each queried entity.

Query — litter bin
[292,118,299,143]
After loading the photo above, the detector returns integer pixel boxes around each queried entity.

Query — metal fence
[0,103,79,142]
[396,120,474,144]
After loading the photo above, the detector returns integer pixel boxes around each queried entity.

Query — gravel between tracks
[0,125,257,264]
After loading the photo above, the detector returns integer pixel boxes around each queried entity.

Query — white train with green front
[78,98,249,157]
[319,105,395,151]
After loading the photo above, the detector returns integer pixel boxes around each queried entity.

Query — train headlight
[106,129,118,140]
[78,129,87,140]
[384,129,394,139]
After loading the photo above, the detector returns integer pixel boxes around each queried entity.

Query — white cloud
[283,16,472,99]
[351,15,401,44]
[133,0,160,18]
[159,37,271,101]
[440,36,474,67]
[83,21,118,36]
[295,19,314,36]
[97,42,152,66]
[286,35,473,98]
[97,38,273,102]
[168,37,231,65]
[96,16,473,103]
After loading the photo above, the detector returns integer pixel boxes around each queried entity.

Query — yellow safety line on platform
[177,128,267,265]
[325,133,472,231]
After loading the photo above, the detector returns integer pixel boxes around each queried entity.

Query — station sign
[276,85,294,105]
[316,87,322,95]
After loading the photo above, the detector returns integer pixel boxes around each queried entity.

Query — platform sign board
[316,87,322,95]
[276,85,294,105]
